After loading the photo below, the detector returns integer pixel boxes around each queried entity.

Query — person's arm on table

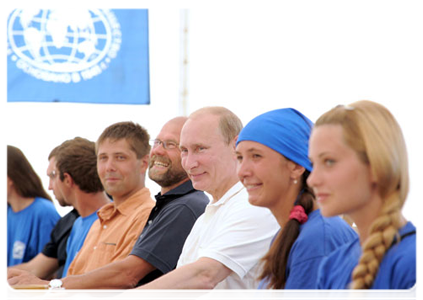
[8,255,156,289]
[62,255,156,297]
[8,268,48,288]
[138,257,232,289]
[8,253,59,280]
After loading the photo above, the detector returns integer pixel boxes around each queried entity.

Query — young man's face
[46,157,68,207]
[97,138,147,201]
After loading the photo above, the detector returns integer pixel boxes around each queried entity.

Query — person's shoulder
[157,191,208,218]
[54,209,79,227]
[229,192,266,214]
[385,224,416,265]
[294,212,355,256]
[376,225,416,289]
[176,190,210,206]
[176,191,209,213]
[34,196,54,205]
[61,209,79,220]
[320,237,359,269]
[34,197,58,211]
[71,215,84,226]
[190,189,210,202]
[319,213,357,237]
[302,210,357,238]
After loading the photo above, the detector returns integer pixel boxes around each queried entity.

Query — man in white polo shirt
[138,107,279,289]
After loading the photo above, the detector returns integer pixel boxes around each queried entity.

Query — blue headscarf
[236,108,313,171]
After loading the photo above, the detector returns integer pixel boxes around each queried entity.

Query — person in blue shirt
[8,138,110,279]
[308,100,416,289]
[51,137,111,277]
[235,108,357,289]
[7,145,60,267]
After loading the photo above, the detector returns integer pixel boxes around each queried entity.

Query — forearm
[63,255,155,289]
[139,257,231,289]
[9,254,59,279]
[62,267,134,289]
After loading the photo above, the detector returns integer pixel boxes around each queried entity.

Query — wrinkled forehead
[180,116,222,146]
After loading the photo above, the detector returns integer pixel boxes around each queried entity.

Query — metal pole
[179,9,189,116]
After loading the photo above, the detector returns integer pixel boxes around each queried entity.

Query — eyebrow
[181,142,208,151]
[236,147,263,154]
[98,151,128,156]
[309,151,331,160]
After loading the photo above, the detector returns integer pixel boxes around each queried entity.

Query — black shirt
[42,208,79,278]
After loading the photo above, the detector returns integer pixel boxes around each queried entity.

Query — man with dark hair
[9,122,155,288]
[9,118,209,289]
[64,122,155,277]
[53,137,111,276]
[8,137,110,279]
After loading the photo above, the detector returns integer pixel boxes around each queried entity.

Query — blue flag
[7,9,150,105]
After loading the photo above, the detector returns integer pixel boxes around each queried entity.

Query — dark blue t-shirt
[130,180,209,285]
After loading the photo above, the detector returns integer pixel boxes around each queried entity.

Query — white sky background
[2,1,422,299]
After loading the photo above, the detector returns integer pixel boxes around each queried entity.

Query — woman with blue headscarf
[235,108,357,289]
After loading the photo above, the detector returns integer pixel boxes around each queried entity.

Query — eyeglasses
[150,139,179,150]
[48,170,57,179]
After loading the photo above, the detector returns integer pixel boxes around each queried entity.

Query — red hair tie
[289,205,308,224]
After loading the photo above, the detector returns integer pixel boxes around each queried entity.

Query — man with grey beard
[18,117,209,289]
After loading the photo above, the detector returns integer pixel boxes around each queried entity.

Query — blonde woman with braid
[236,108,357,289]
[308,100,416,289]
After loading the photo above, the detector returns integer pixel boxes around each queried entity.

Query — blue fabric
[7,9,150,104]
[42,208,79,278]
[317,221,416,289]
[61,210,99,277]
[237,108,313,171]
[258,209,357,289]
[7,197,60,266]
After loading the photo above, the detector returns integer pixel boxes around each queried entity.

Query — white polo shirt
[176,181,279,289]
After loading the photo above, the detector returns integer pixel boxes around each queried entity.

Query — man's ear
[140,154,150,172]
[231,135,239,150]
[63,173,74,187]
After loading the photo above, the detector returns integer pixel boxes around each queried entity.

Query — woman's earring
[293,179,298,184]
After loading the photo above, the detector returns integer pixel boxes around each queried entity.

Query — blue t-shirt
[258,209,358,289]
[7,197,60,266]
[61,210,99,277]
[317,221,416,289]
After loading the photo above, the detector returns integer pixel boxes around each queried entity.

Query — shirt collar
[98,187,151,220]
[210,181,245,207]
[155,180,195,200]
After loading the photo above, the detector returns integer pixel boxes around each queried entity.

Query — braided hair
[314,101,408,289]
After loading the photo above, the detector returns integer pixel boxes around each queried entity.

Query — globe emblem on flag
[7,9,122,83]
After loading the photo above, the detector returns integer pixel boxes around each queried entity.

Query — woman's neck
[8,193,35,213]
